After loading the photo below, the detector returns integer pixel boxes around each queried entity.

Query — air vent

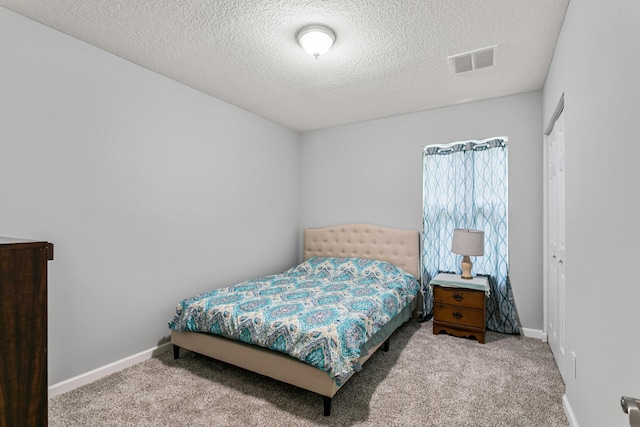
[449,45,497,74]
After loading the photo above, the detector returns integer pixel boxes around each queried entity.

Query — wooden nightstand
[431,273,489,344]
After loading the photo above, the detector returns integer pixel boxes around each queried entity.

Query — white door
[547,110,566,381]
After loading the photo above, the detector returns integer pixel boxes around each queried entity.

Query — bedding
[169,256,419,386]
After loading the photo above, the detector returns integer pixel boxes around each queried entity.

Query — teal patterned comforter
[168,257,419,385]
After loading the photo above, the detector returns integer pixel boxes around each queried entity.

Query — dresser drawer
[433,286,484,309]
[433,304,484,328]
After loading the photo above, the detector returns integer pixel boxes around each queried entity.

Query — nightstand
[430,273,489,343]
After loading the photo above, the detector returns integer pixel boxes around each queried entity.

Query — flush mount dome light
[297,25,335,58]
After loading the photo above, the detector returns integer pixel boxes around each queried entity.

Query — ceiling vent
[449,45,497,74]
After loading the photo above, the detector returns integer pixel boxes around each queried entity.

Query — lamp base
[460,255,473,279]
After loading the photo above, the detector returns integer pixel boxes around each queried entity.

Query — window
[420,137,519,334]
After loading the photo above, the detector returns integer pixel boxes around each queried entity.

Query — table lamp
[451,229,484,279]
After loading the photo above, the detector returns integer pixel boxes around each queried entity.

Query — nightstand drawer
[433,304,484,328]
[433,286,484,309]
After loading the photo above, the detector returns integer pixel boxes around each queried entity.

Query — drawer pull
[452,312,463,319]
[453,293,464,301]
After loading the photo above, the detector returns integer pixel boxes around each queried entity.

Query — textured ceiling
[0,0,569,131]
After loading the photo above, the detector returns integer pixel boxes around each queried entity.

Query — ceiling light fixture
[297,25,335,59]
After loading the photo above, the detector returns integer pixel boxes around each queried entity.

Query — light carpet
[49,320,568,426]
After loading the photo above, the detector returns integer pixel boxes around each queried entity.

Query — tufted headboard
[303,224,420,279]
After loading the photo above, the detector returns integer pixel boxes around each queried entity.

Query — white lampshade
[451,229,484,256]
[297,25,335,58]
[451,229,484,279]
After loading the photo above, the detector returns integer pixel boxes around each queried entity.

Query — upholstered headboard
[303,224,420,279]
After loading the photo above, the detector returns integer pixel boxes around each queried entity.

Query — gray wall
[0,8,300,385]
[300,92,544,331]
[543,1,640,426]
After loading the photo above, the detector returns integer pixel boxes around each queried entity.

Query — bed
[169,224,420,416]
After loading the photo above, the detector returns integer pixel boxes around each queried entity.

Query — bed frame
[171,224,420,416]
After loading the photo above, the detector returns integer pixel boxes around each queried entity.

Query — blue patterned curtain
[419,137,520,334]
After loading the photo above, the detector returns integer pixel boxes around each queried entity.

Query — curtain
[420,137,520,334]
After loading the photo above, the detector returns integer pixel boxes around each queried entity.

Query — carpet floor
[49,320,568,426]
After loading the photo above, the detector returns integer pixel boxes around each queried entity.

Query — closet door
[547,110,566,381]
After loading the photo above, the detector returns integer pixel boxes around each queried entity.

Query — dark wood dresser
[0,238,53,427]
[431,273,488,344]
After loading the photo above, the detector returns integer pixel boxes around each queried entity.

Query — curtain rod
[424,136,507,149]
[423,137,507,154]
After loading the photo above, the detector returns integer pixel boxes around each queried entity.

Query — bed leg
[383,337,390,352]
[323,396,332,416]
[173,344,180,360]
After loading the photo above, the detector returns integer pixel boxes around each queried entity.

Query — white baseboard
[563,394,579,427]
[48,342,172,398]
[521,327,547,341]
